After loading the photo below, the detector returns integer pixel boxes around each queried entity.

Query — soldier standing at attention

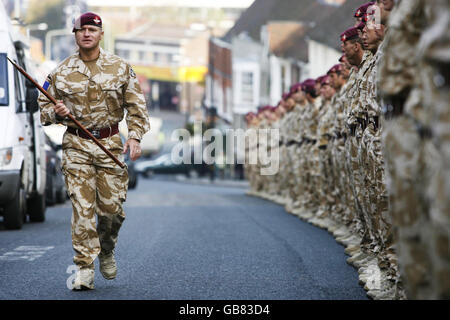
[38,12,150,290]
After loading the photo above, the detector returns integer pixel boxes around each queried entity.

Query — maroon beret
[73,12,102,32]
[327,64,342,75]
[354,2,375,18]
[320,75,332,86]
[282,92,291,100]
[340,27,359,42]
[260,105,272,112]
[302,79,316,95]
[315,75,327,84]
[290,82,303,94]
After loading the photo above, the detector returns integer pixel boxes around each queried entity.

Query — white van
[0,3,46,229]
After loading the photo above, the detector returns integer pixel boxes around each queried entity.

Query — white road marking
[0,246,54,261]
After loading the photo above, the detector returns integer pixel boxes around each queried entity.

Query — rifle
[7,57,125,169]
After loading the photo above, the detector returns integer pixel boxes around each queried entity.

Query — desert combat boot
[72,267,95,290]
[99,251,117,280]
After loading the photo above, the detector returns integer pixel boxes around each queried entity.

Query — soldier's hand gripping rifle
[7,57,125,169]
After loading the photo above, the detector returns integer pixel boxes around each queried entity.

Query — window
[0,53,9,106]
[116,49,130,60]
[241,72,254,104]
[14,68,25,112]
[139,51,147,62]
[153,52,160,63]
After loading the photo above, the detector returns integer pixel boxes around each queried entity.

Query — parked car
[134,153,203,178]
[44,134,66,206]
[119,117,162,158]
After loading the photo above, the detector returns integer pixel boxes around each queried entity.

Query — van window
[0,53,9,106]
[14,67,25,112]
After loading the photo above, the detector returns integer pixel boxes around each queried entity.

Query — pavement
[0,177,368,300]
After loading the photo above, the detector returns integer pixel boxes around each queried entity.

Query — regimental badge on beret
[354,2,375,18]
[72,12,103,32]
[340,27,359,42]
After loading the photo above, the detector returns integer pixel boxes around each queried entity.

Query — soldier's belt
[67,123,119,140]
[286,141,297,147]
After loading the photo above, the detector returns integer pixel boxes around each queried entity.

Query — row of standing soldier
[244,0,449,300]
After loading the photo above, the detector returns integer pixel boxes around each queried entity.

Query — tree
[25,0,66,42]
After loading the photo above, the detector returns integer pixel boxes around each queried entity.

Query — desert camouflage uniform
[346,50,374,248]
[303,97,322,217]
[255,117,269,194]
[362,40,401,293]
[244,120,257,192]
[266,118,281,198]
[418,0,450,299]
[329,90,346,226]
[283,106,299,210]
[338,70,359,232]
[38,48,150,269]
[277,111,290,203]
[288,104,305,212]
[293,102,309,216]
[315,98,335,225]
[379,0,449,299]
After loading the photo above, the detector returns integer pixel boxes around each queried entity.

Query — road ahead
[0,177,367,300]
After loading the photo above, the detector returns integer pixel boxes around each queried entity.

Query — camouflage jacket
[348,50,374,122]
[332,86,345,137]
[364,40,386,118]
[304,97,322,141]
[288,104,304,142]
[317,99,334,147]
[38,48,150,141]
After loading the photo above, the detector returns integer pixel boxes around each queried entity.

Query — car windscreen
[0,53,9,106]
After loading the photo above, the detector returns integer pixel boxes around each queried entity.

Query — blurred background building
[2,0,367,141]
[0,0,372,181]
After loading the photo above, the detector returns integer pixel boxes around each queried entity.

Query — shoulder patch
[42,75,51,91]
[130,67,136,78]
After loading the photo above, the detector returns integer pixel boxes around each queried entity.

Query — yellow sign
[179,66,208,83]
[133,65,207,83]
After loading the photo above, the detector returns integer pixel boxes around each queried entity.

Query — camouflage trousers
[345,128,366,237]
[383,115,437,298]
[331,137,349,225]
[364,124,399,282]
[427,83,450,299]
[317,145,334,219]
[267,144,280,196]
[278,144,290,200]
[246,147,259,192]
[297,142,310,213]
[62,132,128,269]
[285,144,298,204]
[359,125,381,254]
[307,142,320,215]
[291,144,303,208]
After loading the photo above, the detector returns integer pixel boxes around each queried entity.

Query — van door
[13,63,34,194]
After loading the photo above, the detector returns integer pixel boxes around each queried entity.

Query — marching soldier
[38,12,150,290]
